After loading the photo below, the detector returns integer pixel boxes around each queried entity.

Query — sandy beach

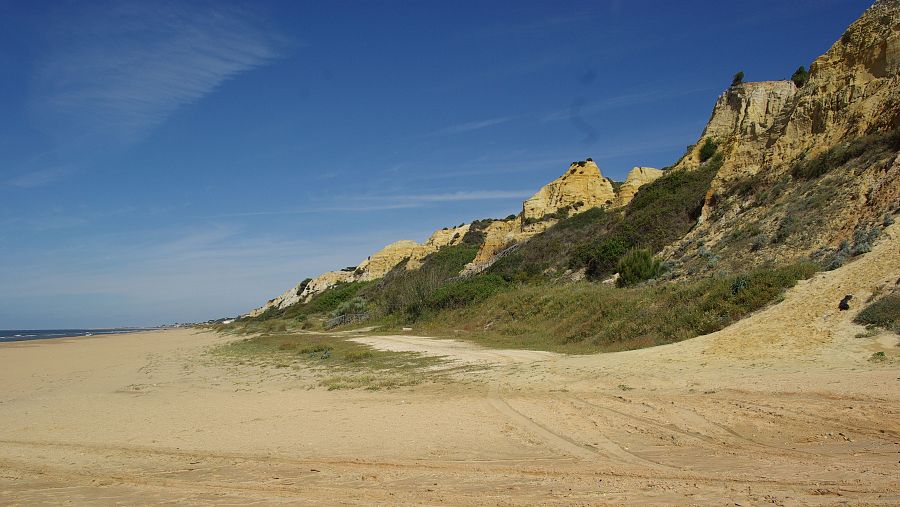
[1,229,899,505]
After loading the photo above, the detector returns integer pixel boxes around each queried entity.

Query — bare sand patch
[1,228,898,504]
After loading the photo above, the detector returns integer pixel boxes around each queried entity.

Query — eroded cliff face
[664,0,900,272]
[673,81,798,177]
[523,160,616,221]
[247,157,665,315]
[248,2,899,318]
[461,218,528,275]
[767,0,900,167]
[682,0,898,186]
[246,224,471,316]
[406,224,471,270]
[462,161,662,275]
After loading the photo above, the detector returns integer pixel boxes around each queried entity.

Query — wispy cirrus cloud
[6,166,75,188]
[422,116,516,137]
[541,86,714,123]
[29,1,289,147]
[208,189,533,218]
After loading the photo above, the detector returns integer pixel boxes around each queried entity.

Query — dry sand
[1,228,899,505]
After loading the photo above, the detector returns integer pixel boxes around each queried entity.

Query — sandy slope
[1,228,898,505]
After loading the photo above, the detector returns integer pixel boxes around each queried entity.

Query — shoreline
[0,327,171,345]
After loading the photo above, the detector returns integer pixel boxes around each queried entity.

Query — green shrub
[304,281,371,316]
[332,296,367,317]
[419,263,818,353]
[371,244,479,318]
[426,275,510,309]
[791,128,900,180]
[854,293,900,334]
[851,226,880,255]
[591,162,720,278]
[698,138,718,162]
[461,218,495,246]
[791,66,808,88]
[580,236,631,279]
[731,71,744,87]
[616,249,662,287]
[750,234,769,251]
[295,278,313,296]
[730,275,750,294]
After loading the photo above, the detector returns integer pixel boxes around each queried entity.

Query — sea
[0,329,154,343]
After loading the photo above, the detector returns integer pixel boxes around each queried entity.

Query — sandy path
[1,227,898,505]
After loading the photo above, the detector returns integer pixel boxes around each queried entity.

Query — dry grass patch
[212,332,449,390]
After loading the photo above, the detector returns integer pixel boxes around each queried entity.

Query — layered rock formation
[673,81,798,176]
[355,240,421,281]
[522,160,616,221]
[767,0,900,166]
[663,0,900,268]
[678,0,898,186]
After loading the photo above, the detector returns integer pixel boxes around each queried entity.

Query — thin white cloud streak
[541,86,715,122]
[207,190,533,218]
[407,190,531,202]
[6,166,75,188]
[423,116,516,137]
[30,2,287,147]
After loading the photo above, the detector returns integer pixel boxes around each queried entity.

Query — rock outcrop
[523,160,616,221]
[662,0,900,270]
[245,223,471,316]
[673,81,798,176]
[355,240,421,281]
[247,156,668,314]
[767,0,900,168]
[613,167,664,207]
[677,0,898,185]
[406,224,471,269]
[461,218,528,275]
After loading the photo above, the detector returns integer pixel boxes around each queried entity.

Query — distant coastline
[0,328,160,343]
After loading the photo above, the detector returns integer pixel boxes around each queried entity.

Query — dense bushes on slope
[361,244,479,318]
[791,128,900,180]
[489,158,719,282]
[417,263,817,353]
[576,157,722,279]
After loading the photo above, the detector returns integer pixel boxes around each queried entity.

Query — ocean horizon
[0,328,155,343]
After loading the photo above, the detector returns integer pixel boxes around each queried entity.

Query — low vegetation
[854,291,900,334]
[415,263,817,353]
[490,155,720,283]
[616,249,662,287]
[791,127,900,180]
[698,138,718,162]
[791,65,809,88]
[244,280,373,328]
[577,155,721,280]
[213,330,454,390]
[361,244,478,318]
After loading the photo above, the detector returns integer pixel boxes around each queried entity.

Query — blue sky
[0,0,872,328]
